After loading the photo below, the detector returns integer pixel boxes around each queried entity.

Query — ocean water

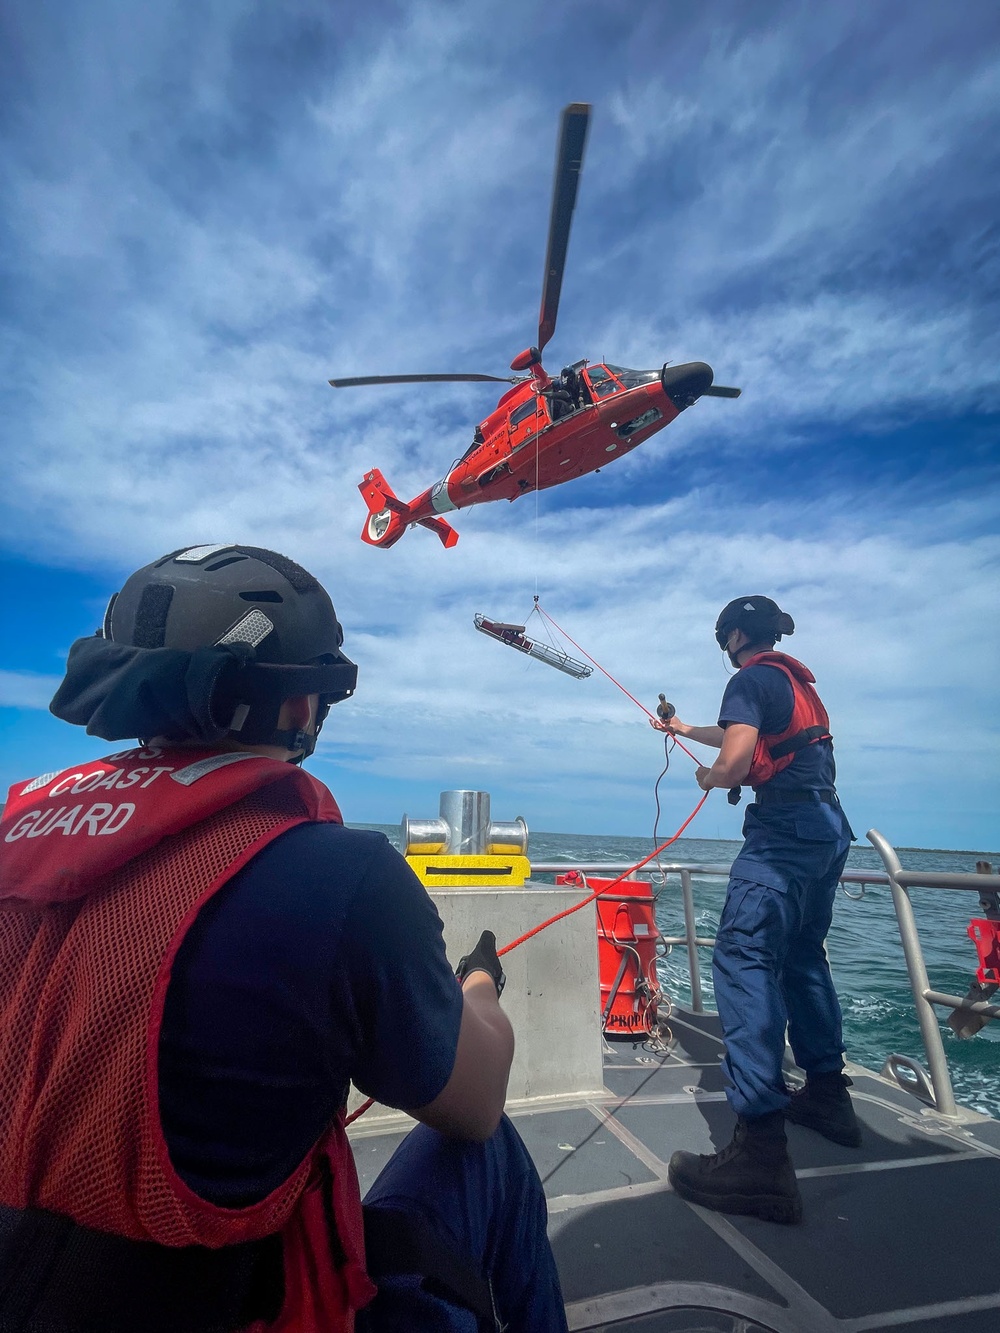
[363,823,1000,1121]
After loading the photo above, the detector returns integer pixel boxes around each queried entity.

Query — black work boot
[785,1071,862,1147]
[668,1112,803,1224]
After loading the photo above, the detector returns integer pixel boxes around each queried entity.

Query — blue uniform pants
[358,1114,568,1332]
[712,844,850,1119]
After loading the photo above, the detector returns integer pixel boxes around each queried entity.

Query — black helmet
[715,596,795,650]
[106,544,346,664]
[52,544,357,758]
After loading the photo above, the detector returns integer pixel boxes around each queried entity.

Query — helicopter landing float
[336,104,740,551]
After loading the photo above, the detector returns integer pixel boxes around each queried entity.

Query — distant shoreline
[893,846,996,858]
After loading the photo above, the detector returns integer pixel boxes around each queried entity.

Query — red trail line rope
[497,792,708,956]
[345,791,710,1127]
[534,603,701,764]
[351,606,715,1127]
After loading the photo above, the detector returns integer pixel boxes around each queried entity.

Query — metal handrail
[530,861,891,888]
[529,861,888,1016]
[867,829,1000,1119]
[533,848,1000,1119]
[530,861,724,1014]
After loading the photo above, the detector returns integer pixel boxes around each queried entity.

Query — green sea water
[363,824,1000,1121]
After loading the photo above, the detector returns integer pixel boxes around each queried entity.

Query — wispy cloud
[0,670,62,711]
[1,0,998,847]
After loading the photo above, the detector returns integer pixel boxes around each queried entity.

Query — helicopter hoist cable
[525,596,561,654]
[534,426,542,602]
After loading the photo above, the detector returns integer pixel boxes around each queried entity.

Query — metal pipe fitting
[401,816,450,855]
[402,792,529,857]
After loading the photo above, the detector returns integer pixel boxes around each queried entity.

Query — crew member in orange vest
[0,544,567,1331]
[651,596,859,1225]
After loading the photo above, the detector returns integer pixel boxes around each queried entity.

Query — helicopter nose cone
[661,362,714,409]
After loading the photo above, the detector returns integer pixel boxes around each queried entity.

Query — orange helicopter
[330,103,740,550]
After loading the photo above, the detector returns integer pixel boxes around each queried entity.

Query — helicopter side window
[615,406,662,438]
[509,398,540,429]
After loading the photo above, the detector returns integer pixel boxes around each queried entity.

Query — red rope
[345,1098,374,1126]
[345,790,710,1128]
[350,607,716,1128]
[497,792,708,956]
[534,603,701,764]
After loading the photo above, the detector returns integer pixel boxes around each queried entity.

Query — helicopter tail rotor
[359,469,411,550]
[358,469,459,550]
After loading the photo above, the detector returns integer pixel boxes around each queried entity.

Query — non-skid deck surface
[350,1009,1000,1333]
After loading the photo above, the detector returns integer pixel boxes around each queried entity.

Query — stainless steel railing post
[868,829,959,1118]
[679,869,704,1013]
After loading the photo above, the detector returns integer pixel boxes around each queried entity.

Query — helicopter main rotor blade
[537,102,591,354]
[699,385,742,398]
[329,373,518,389]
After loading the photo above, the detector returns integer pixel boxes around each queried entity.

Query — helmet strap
[269,727,315,762]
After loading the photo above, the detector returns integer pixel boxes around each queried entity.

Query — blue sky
[1,0,998,851]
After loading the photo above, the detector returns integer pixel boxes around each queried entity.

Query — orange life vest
[0,746,376,1331]
[740,651,833,789]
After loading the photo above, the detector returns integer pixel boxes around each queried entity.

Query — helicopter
[330,103,740,550]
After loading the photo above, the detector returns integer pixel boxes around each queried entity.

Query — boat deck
[350,1007,1000,1333]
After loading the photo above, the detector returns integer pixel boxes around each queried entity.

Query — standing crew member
[652,596,859,1225]
[0,544,567,1331]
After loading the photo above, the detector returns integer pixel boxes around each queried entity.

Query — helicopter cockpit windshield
[605,364,661,390]
[583,364,625,398]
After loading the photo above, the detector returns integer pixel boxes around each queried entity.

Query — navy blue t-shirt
[157,823,463,1208]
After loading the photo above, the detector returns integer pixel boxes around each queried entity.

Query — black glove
[455,930,506,998]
